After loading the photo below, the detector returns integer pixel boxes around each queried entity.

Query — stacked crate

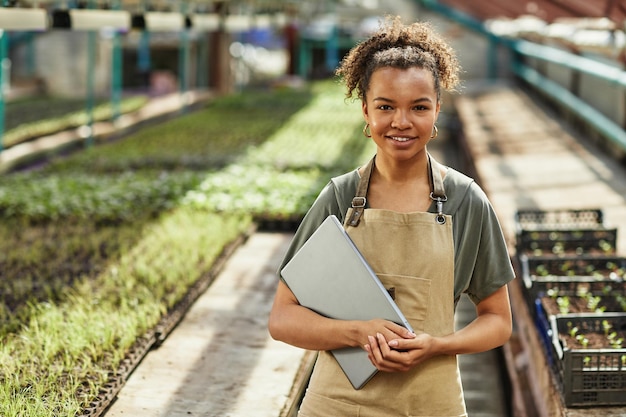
[514,208,626,407]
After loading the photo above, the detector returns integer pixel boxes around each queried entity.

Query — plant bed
[534,262,626,317]
[519,254,626,313]
[540,292,626,316]
[514,208,618,256]
[0,209,252,416]
[520,254,626,281]
[3,96,148,149]
[517,228,618,256]
[533,291,626,371]
[547,313,626,407]
[515,208,606,230]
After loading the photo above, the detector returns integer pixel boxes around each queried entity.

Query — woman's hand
[364,332,436,372]
[359,319,416,352]
[364,285,513,373]
[269,281,416,351]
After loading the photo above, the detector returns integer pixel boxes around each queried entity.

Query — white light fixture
[0,8,48,30]
[254,14,272,29]
[190,13,220,31]
[224,15,251,33]
[69,9,131,30]
[273,12,288,28]
[145,11,185,31]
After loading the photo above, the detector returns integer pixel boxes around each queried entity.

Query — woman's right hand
[358,319,416,351]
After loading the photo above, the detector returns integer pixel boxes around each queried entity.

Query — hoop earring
[430,125,438,139]
[362,123,372,138]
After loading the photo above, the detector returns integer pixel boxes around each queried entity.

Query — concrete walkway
[104,232,307,417]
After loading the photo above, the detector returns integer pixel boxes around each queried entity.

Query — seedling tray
[515,208,605,230]
[514,209,617,255]
[517,228,618,256]
[519,254,626,310]
[548,313,626,407]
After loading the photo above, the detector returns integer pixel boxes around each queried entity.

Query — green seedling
[557,296,570,314]
[547,288,560,299]
[535,264,548,276]
[599,240,613,253]
[586,295,602,311]
[608,334,623,349]
[575,334,589,348]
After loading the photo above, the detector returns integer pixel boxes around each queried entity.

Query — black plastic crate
[515,208,605,231]
[548,313,626,407]
[519,254,626,310]
[514,209,618,256]
[521,255,626,279]
[517,228,618,256]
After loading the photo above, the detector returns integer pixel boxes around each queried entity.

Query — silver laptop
[280,215,414,389]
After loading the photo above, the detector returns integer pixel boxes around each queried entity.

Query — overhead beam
[69,9,131,30]
[0,8,48,30]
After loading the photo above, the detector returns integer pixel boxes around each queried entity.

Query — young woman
[268,16,514,417]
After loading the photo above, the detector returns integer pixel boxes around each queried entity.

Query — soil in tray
[523,248,615,257]
[541,295,626,315]
[559,323,626,350]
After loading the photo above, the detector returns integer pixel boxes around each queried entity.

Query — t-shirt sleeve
[455,182,516,305]
[277,180,345,276]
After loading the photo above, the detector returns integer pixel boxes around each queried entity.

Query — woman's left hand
[364,332,437,372]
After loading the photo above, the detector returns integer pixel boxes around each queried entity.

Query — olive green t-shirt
[279,164,516,306]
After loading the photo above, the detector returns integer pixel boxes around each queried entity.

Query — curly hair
[336,16,461,102]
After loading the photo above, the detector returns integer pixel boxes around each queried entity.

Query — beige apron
[299,155,467,417]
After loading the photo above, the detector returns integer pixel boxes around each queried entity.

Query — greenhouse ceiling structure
[0,0,354,31]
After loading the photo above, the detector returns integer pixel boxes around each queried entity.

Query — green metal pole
[0,29,6,154]
[179,32,189,94]
[0,0,9,153]
[197,33,208,89]
[325,1,338,73]
[178,4,189,97]
[487,34,498,80]
[138,30,151,88]
[86,0,97,148]
[112,34,122,121]
[138,0,151,89]
[111,0,122,122]
[298,37,309,79]
[325,25,339,73]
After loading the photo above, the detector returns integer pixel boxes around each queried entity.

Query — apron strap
[348,153,448,227]
[347,156,374,227]
[428,154,448,224]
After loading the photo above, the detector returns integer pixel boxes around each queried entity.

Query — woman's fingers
[366,332,434,372]
[366,333,400,371]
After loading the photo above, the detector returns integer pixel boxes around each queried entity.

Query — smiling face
[362,66,440,166]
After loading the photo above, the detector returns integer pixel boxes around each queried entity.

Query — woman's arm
[365,284,512,372]
[268,280,415,351]
[437,284,512,353]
